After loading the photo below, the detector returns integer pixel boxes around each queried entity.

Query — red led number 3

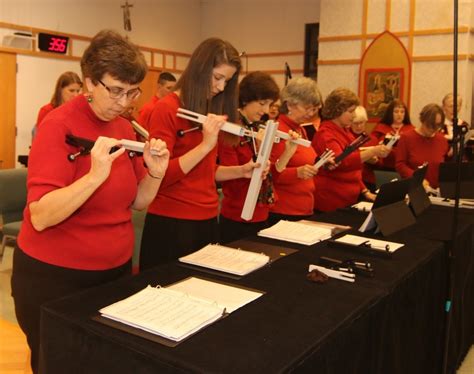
[48,37,67,53]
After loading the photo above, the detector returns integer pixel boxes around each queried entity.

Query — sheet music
[258,220,333,245]
[167,277,263,313]
[99,286,224,341]
[358,211,377,232]
[335,234,404,253]
[179,244,270,276]
[352,201,374,212]
[99,278,264,341]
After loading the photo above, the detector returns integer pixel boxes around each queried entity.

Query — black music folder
[360,178,416,236]
[408,164,431,216]
[439,162,474,199]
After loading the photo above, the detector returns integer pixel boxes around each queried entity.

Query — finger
[109,146,126,161]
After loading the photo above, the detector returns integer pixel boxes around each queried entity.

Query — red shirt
[36,103,55,127]
[137,95,159,130]
[218,135,270,222]
[312,120,364,212]
[19,95,146,270]
[147,93,219,220]
[269,114,316,216]
[395,128,448,188]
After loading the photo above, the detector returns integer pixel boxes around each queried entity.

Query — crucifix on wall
[121,1,133,31]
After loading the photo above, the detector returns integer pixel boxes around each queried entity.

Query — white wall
[1,0,321,164]
[200,0,321,88]
[318,0,473,125]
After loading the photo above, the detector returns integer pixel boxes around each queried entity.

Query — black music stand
[439,162,474,199]
[360,178,416,236]
[408,165,431,216]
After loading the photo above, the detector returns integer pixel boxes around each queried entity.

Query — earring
[87,95,93,103]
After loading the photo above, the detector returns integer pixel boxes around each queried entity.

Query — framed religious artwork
[363,68,404,121]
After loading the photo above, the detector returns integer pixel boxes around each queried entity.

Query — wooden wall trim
[319,26,470,42]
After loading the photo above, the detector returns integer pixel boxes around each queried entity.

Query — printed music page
[167,277,264,313]
[99,286,224,342]
[179,244,270,276]
[258,220,333,245]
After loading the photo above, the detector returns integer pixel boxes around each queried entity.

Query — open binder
[408,164,431,216]
[179,244,270,276]
[95,277,264,347]
[359,178,415,236]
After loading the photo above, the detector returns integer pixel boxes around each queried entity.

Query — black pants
[11,247,131,374]
[139,214,218,271]
[219,215,268,244]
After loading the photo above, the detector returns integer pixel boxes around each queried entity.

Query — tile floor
[0,243,473,373]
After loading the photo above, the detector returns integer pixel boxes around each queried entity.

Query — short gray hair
[280,77,322,114]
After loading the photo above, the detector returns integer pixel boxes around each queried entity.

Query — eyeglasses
[299,104,319,115]
[98,80,142,101]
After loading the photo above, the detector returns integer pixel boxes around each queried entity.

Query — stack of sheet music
[179,244,270,276]
[258,220,334,245]
[99,277,263,342]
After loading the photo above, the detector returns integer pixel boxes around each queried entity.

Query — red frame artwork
[363,68,404,121]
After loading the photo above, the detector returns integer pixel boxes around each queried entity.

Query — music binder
[439,161,474,199]
[178,244,270,277]
[408,164,431,216]
[94,277,264,347]
[359,178,416,236]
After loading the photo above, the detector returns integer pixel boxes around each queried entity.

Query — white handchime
[176,108,311,147]
[175,108,313,221]
[241,120,279,221]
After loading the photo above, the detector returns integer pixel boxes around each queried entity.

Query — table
[40,219,448,373]
[317,204,474,373]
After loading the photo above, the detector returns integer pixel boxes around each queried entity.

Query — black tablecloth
[317,204,474,372]
[40,220,449,374]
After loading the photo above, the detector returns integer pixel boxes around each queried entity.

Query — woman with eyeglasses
[11,30,169,374]
[139,38,264,270]
[312,88,389,212]
[267,77,324,225]
[396,103,448,191]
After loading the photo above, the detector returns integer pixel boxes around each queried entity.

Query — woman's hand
[240,159,270,179]
[143,138,170,179]
[89,136,126,184]
[297,164,318,180]
[284,130,300,157]
[202,113,226,150]
[373,144,391,158]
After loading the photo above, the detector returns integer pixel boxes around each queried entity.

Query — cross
[121,1,133,31]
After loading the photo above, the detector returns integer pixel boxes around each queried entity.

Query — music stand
[439,162,474,199]
[408,164,431,216]
[360,178,416,236]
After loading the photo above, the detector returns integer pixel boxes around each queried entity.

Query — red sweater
[395,128,448,188]
[36,103,55,127]
[137,95,159,130]
[218,136,270,222]
[312,120,364,212]
[147,93,219,220]
[19,95,146,270]
[269,115,316,216]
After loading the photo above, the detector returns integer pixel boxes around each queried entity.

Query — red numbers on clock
[48,37,67,53]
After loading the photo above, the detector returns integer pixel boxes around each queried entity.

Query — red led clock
[38,32,69,54]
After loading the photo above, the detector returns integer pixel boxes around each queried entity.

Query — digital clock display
[38,32,69,54]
